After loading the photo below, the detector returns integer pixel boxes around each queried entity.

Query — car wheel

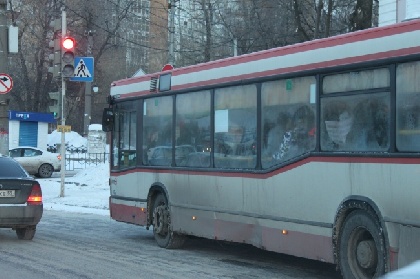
[38,163,53,178]
[152,193,186,249]
[16,226,36,240]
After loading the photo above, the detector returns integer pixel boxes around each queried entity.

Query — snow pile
[48,130,87,148]
[47,124,103,148]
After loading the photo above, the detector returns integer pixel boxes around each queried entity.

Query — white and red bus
[103,19,420,279]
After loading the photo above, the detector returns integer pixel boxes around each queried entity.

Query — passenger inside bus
[346,99,389,151]
[292,105,316,150]
[265,111,291,157]
[322,97,389,152]
[322,101,353,150]
[271,105,315,161]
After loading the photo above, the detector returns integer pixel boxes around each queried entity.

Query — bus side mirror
[102,108,114,132]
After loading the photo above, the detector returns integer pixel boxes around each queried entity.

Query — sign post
[70,56,94,136]
[60,9,66,198]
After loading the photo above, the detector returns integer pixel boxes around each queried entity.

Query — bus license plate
[0,190,15,197]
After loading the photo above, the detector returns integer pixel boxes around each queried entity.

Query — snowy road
[0,210,341,279]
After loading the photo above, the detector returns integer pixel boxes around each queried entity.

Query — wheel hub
[356,240,377,269]
[153,205,168,235]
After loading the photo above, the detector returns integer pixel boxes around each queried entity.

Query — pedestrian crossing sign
[70,57,94,82]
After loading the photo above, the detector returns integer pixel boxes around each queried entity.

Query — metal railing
[48,144,109,171]
[65,152,109,171]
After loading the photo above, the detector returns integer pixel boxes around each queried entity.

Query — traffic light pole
[168,0,175,65]
[60,9,66,198]
[0,0,9,155]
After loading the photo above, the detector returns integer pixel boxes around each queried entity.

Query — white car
[9,146,61,178]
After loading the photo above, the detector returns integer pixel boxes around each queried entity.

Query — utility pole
[168,0,176,65]
[0,0,9,155]
[83,30,93,136]
[60,8,67,198]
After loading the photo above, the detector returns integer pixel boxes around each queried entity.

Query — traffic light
[48,18,61,78]
[49,92,62,119]
[61,37,75,78]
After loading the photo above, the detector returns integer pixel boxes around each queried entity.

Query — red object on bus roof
[161,64,174,71]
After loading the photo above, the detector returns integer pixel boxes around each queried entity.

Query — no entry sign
[0,73,13,94]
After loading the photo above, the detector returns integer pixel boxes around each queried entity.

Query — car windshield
[0,158,28,177]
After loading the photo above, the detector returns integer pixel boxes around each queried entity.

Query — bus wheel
[152,193,185,249]
[339,210,386,279]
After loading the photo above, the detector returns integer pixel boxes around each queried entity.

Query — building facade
[379,0,420,26]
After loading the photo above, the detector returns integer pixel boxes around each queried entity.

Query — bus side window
[346,99,389,151]
[215,124,256,169]
[396,61,420,152]
[148,146,172,166]
[321,93,389,152]
[214,84,257,169]
[271,105,315,160]
[397,103,420,151]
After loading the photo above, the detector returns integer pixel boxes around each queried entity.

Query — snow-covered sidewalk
[41,164,110,216]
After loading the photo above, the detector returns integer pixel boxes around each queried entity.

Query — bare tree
[7,0,57,114]
[175,0,216,65]
[325,0,333,37]
[201,0,212,62]
[7,0,151,133]
[349,0,373,31]
[176,0,378,67]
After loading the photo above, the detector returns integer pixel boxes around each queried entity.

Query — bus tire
[338,210,386,279]
[152,193,185,249]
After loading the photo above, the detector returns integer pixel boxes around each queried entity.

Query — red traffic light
[62,37,75,50]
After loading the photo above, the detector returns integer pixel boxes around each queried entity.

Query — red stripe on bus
[170,46,420,91]
[113,45,420,100]
[110,156,420,180]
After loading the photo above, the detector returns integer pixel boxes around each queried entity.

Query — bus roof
[110,19,420,100]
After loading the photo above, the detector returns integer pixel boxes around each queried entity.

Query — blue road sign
[70,57,94,82]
